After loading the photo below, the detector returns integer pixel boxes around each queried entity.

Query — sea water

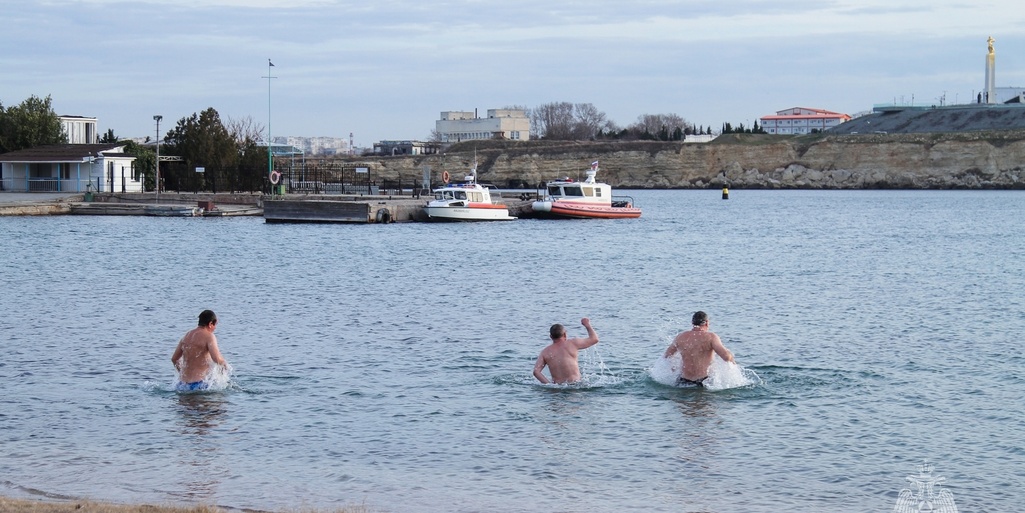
[1,190,1023,512]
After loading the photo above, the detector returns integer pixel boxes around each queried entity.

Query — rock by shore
[347,129,1025,190]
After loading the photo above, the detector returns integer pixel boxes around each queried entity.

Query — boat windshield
[562,186,584,197]
[437,190,468,200]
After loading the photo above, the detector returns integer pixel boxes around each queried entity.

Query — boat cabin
[546,181,612,203]
[436,187,486,203]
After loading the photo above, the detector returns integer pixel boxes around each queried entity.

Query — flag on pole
[269,59,274,67]
[591,160,599,170]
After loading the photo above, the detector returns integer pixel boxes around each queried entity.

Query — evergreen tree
[0,95,65,153]
[164,108,237,193]
[100,128,119,143]
[122,140,156,191]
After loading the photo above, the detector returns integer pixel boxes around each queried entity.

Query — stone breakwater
[362,133,1025,189]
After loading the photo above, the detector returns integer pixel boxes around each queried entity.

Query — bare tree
[630,113,690,140]
[530,102,575,139]
[225,115,265,146]
[572,103,608,140]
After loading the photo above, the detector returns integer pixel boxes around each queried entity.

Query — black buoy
[722,186,730,200]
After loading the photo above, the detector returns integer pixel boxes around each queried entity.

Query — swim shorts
[676,376,707,387]
[175,380,210,392]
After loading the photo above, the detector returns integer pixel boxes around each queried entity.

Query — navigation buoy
[270,171,281,185]
[722,186,729,200]
[442,171,450,183]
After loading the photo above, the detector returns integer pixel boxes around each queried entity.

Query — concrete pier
[1,191,538,222]
[263,195,535,223]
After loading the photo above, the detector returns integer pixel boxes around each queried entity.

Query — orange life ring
[442,171,450,183]
[269,171,281,185]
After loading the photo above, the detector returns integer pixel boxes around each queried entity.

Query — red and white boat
[424,163,516,221]
[531,161,641,219]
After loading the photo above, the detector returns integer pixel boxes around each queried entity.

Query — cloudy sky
[4,0,1024,147]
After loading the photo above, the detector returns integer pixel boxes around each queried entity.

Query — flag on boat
[591,160,599,170]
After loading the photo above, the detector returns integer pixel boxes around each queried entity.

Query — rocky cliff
[355,131,1025,189]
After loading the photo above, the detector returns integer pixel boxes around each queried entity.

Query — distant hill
[829,104,1025,135]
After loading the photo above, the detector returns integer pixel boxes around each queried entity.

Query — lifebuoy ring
[442,171,450,183]
[269,171,281,185]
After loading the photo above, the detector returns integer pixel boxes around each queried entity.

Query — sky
[4,0,1025,148]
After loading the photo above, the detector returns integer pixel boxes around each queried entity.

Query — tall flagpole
[264,58,277,189]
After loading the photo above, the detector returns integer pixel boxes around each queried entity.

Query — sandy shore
[0,496,371,513]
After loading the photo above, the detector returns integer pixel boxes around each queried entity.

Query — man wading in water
[663,311,734,386]
[171,309,228,391]
[533,317,600,384]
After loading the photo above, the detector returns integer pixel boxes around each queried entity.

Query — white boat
[424,163,516,221]
[531,161,641,219]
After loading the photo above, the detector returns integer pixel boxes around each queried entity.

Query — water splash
[205,362,234,390]
[530,348,625,389]
[648,353,760,390]
[703,357,760,391]
[578,346,625,387]
[171,362,235,393]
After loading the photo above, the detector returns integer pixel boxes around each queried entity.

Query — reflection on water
[672,392,724,467]
[172,392,229,502]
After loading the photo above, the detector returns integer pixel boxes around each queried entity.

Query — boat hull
[424,205,515,221]
[531,201,641,219]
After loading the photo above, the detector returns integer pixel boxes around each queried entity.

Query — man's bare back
[533,318,599,384]
[663,312,734,383]
[171,310,227,384]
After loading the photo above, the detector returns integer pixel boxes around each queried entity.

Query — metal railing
[27,178,61,192]
[1,178,102,193]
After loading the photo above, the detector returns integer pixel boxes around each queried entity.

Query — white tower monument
[985,36,996,104]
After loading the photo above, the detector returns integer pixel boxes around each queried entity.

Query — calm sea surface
[1,190,1023,512]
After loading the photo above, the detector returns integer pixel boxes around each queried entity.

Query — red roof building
[760,107,851,134]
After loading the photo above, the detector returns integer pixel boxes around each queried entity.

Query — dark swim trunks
[676,376,707,387]
[175,380,210,392]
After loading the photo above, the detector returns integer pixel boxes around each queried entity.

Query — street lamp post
[153,115,162,202]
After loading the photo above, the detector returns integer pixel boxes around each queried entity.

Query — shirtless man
[171,310,228,391]
[533,318,599,384]
[663,311,735,386]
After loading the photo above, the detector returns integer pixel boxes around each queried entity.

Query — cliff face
[362,133,1025,189]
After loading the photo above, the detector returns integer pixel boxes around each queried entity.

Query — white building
[992,87,1025,104]
[373,140,437,156]
[60,116,98,144]
[273,136,349,156]
[0,143,140,193]
[760,107,851,135]
[435,109,530,143]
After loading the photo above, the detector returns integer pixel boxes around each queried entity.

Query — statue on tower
[988,36,995,55]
